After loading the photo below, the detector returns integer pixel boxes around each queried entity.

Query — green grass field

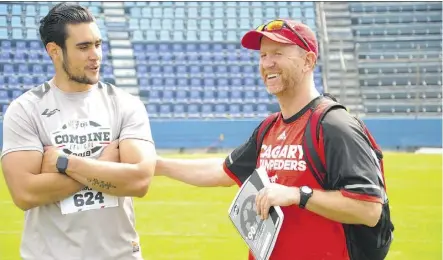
[0,152,441,260]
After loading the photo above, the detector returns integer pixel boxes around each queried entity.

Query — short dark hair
[39,3,95,50]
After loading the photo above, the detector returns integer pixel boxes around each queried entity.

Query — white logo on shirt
[50,118,112,157]
[277,131,287,140]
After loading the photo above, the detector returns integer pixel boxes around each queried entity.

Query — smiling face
[259,37,313,96]
[50,22,102,85]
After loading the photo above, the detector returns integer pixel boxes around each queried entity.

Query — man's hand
[41,146,61,174]
[255,183,299,220]
[99,140,120,163]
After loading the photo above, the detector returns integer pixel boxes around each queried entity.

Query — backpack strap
[302,98,347,189]
[256,112,280,152]
[353,117,388,191]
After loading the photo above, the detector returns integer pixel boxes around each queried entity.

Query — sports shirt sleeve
[223,126,260,186]
[119,96,154,144]
[1,100,43,158]
[321,108,382,203]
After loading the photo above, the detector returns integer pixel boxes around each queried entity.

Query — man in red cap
[156,20,392,260]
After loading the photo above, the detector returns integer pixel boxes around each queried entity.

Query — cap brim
[241,30,295,50]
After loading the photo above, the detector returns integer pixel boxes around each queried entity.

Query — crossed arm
[1,139,156,211]
[63,139,156,197]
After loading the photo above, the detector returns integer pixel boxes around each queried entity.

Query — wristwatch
[299,186,313,209]
[56,154,69,175]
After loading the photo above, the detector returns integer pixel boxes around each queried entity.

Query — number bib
[60,188,119,215]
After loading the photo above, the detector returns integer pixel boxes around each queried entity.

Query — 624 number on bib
[60,189,119,215]
[73,192,105,207]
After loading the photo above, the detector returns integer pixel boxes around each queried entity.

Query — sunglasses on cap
[256,20,311,52]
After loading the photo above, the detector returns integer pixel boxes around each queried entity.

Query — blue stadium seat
[187,103,200,117]
[176,89,187,102]
[244,91,256,102]
[216,78,229,90]
[28,52,40,63]
[163,65,174,76]
[162,77,175,89]
[7,76,19,88]
[265,8,276,18]
[202,66,214,77]
[12,28,23,40]
[229,77,243,87]
[11,89,23,99]
[0,17,6,27]
[201,104,213,117]
[230,90,243,102]
[32,64,44,75]
[0,4,7,15]
[162,90,174,101]
[257,104,269,117]
[151,77,164,90]
[215,65,228,75]
[214,103,227,117]
[177,78,189,90]
[203,78,215,89]
[172,43,184,52]
[189,90,201,102]
[11,4,22,15]
[203,89,215,102]
[14,52,26,63]
[228,104,242,117]
[18,64,28,74]
[176,65,187,76]
[140,19,150,30]
[217,89,229,102]
[159,104,172,118]
[190,78,203,89]
[24,17,34,29]
[189,65,200,75]
[22,76,33,89]
[0,52,10,62]
[173,104,186,117]
[1,40,11,49]
[242,103,255,117]
[0,90,9,103]
[148,89,161,103]
[39,5,49,16]
[2,104,9,114]
[257,91,270,103]
[3,64,14,76]
[244,77,256,88]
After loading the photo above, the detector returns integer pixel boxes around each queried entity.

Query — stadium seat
[173,104,186,118]
[0,90,9,103]
[2,104,9,114]
[187,103,200,118]
[159,104,172,118]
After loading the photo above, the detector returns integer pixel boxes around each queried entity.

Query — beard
[62,52,98,85]
[264,73,298,96]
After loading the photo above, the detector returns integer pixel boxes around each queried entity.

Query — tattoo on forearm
[87,178,117,190]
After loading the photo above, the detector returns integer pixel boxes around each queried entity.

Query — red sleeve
[340,189,383,204]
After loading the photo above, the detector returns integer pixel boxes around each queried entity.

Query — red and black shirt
[223,98,382,260]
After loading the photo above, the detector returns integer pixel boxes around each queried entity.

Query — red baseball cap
[241,19,318,58]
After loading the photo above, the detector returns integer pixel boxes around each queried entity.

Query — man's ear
[304,52,317,71]
[46,42,61,61]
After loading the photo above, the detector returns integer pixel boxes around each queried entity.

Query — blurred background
[0,1,441,260]
[0,1,440,151]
